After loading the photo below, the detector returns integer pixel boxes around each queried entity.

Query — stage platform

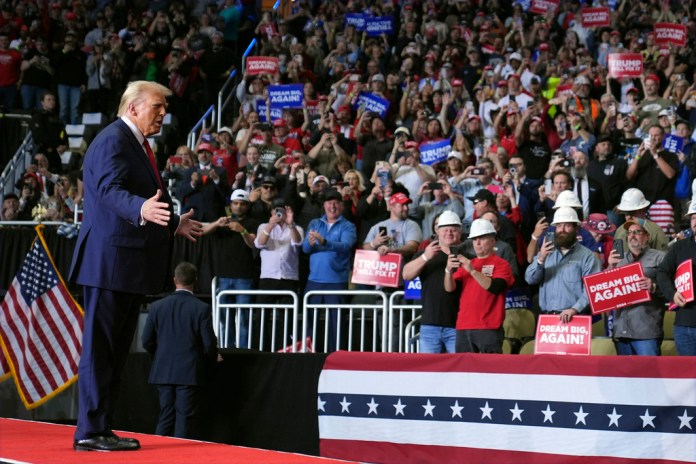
[0,418,353,464]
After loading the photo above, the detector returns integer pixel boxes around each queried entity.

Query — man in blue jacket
[302,189,357,351]
[142,262,218,438]
[69,81,202,451]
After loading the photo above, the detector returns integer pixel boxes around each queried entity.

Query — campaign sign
[268,84,304,109]
[583,262,651,315]
[580,7,611,27]
[534,315,592,356]
[663,134,684,154]
[352,250,402,288]
[246,56,279,76]
[256,99,283,122]
[365,16,394,37]
[353,92,390,118]
[669,259,694,310]
[654,23,687,47]
[529,0,559,14]
[607,53,644,78]
[404,277,422,300]
[505,287,532,309]
[419,139,451,166]
[345,13,366,32]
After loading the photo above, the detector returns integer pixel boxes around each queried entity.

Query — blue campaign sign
[256,99,283,122]
[268,84,304,109]
[353,92,390,118]
[365,16,394,37]
[419,139,451,166]
[345,13,366,32]
[663,134,684,154]
[504,287,532,309]
[404,277,421,300]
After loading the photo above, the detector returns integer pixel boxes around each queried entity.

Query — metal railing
[1,115,35,203]
[404,316,422,353]
[388,291,422,353]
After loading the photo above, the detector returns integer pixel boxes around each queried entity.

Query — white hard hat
[551,206,581,226]
[468,218,496,239]
[617,188,650,212]
[437,211,462,228]
[553,190,582,209]
[685,199,696,217]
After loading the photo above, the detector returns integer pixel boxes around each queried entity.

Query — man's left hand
[177,209,203,242]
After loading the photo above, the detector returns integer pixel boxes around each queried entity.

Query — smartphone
[544,231,555,248]
[428,182,442,190]
[378,226,388,237]
[449,244,461,256]
[612,239,624,259]
[471,168,483,175]
[536,211,547,222]
[377,169,390,188]
[683,228,694,240]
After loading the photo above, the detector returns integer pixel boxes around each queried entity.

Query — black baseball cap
[467,188,496,205]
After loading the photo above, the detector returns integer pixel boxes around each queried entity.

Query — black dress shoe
[105,430,140,446]
[73,435,140,451]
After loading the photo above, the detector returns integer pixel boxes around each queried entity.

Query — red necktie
[143,139,163,190]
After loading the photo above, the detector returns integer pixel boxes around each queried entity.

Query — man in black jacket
[142,262,218,438]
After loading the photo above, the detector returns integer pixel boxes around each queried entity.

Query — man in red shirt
[0,32,21,110]
[444,218,514,353]
[272,118,302,153]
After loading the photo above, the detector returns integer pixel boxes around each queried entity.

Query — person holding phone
[607,219,665,356]
[525,207,601,323]
[414,179,465,239]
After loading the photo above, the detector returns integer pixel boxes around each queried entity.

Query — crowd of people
[3,0,696,356]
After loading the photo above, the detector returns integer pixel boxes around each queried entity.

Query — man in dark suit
[69,81,203,452]
[177,142,230,222]
[142,262,218,438]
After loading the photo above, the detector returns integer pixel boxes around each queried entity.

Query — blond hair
[117,81,172,117]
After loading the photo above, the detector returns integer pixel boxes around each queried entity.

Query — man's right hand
[142,190,171,226]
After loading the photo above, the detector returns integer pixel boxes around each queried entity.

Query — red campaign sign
[669,259,694,310]
[654,23,687,47]
[352,250,402,288]
[246,56,279,75]
[607,53,644,79]
[529,0,559,14]
[580,7,611,27]
[583,262,651,315]
[534,315,592,356]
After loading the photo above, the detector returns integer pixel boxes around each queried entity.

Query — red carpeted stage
[0,418,353,464]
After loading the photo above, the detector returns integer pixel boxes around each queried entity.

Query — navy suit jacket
[176,165,229,222]
[141,290,217,386]
[69,118,180,294]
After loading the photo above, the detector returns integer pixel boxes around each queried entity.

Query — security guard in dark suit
[142,262,218,438]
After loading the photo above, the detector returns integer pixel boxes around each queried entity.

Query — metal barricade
[302,290,387,353]
[215,289,299,352]
[403,316,422,353]
[388,291,422,353]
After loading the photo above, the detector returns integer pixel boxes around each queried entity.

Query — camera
[509,166,518,175]
[471,167,484,175]
[428,182,442,190]
[274,207,284,218]
[560,159,572,168]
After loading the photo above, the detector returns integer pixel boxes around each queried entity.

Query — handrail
[216,69,238,130]
[186,105,216,150]
[1,122,34,203]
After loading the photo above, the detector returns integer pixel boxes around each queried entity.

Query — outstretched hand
[177,209,204,242]
[142,190,171,226]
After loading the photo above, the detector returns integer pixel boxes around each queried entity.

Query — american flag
[0,227,83,409]
[318,352,696,464]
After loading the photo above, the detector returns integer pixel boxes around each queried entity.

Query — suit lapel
[115,119,162,191]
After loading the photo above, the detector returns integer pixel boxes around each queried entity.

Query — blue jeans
[0,85,17,110]
[20,85,46,110]
[58,84,81,124]
[615,338,661,356]
[218,278,254,349]
[674,325,696,356]
[419,325,456,353]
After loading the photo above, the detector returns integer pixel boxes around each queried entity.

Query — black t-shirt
[414,250,459,327]
[210,216,260,279]
[518,140,551,181]
[634,149,678,204]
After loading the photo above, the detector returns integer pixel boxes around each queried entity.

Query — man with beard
[525,207,601,322]
[607,219,665,355]
[636,74,671,126]
[570,148,601,218]
[568,76,601,128]
[403,211,462,353]
[444,218,515,353]
[587,134,627,223]
[201,189,259,348]
[515,111,551,181]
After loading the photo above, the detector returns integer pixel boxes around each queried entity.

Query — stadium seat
[503,309,536,340]
[65,124,85,137]
[663,310,676,339]
[661,340,677,356]
[519,339,535,355]
[81,112,104,125]
[590,338,617,356]
[502,338,512,354]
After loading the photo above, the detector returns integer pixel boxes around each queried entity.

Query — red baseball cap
[452,78,463,87]
[197,142,215,153]
[389,193,413,206]
[272,119,287,127]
